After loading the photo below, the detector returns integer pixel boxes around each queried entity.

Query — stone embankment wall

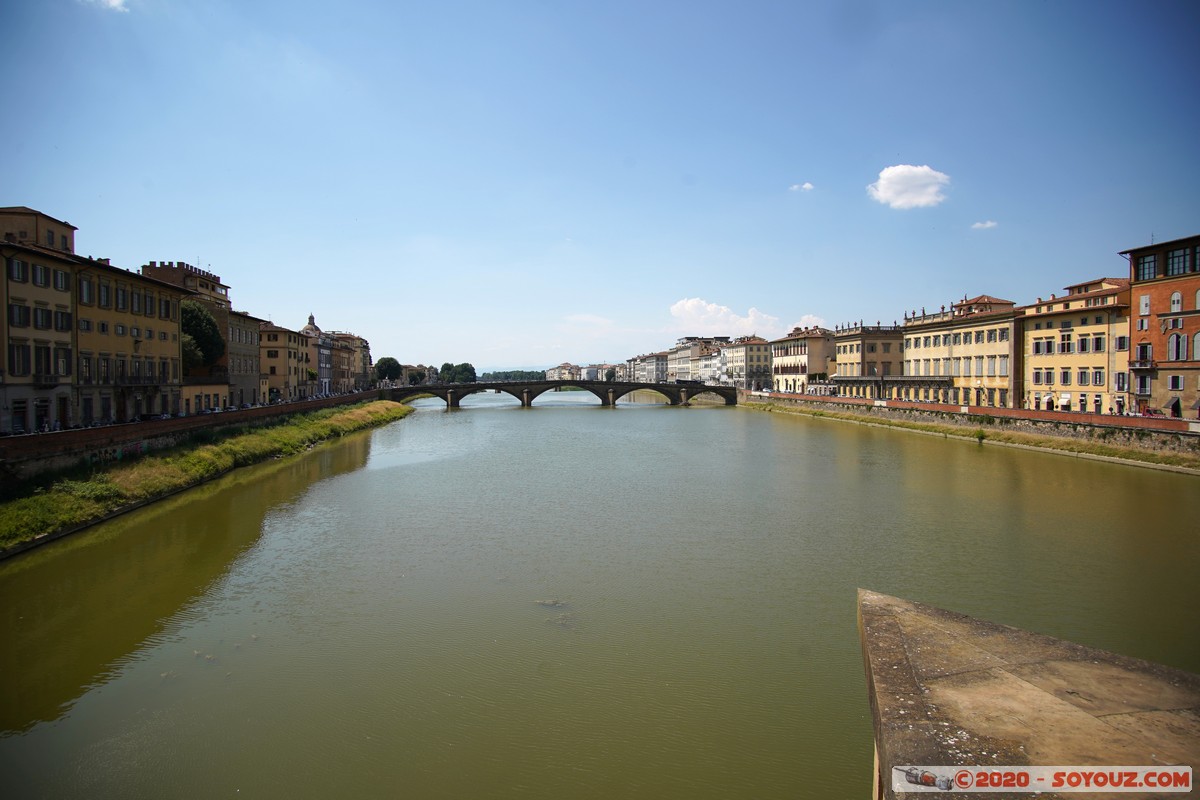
[741,390,1200,457]
[0,391,384,482]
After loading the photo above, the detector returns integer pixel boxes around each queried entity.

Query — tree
[375,356,402,382]
[181,333,205,372]
[438,362,476,383]
[180,300,225,368]
[605,368,617,382]
[408,370,425,385]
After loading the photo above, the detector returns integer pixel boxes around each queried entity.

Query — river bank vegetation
[0,400,413,554]
[743,401,1200,473]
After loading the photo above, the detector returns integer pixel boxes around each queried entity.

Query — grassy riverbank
[0,400,413,553]
[743,401,1200,473]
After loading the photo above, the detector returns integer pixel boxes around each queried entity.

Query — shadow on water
[0,434,373,734]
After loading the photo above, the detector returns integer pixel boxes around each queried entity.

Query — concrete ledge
[859,589,1200,799]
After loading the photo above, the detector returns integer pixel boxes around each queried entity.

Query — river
[1,391,1197,798]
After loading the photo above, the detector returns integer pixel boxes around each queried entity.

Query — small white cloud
[789,182,814,192]
[790,314,826,330]
[867,164,950,209]
[81,0,129,11]
[971,220,998,230]
[669,298,782,337]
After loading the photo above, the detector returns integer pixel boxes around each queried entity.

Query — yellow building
[73,256,186,422]
[832,323,903,399]
[2,207,184,429]
[261,322,309,402]
[898,296,1018,407]
[1020,278,1130,414]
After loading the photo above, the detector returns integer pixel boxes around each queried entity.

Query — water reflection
[0,434,372,734]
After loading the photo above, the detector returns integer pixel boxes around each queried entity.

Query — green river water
[1,392,1197,798]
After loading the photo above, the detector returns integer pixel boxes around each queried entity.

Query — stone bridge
[386,380,737,408]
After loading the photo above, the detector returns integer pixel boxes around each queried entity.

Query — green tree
[439,362,455,382]
[375,356,402,382]
[408,370,426,385]
[180,333,205,372]
[438,362,477,383]
[605,368,617,382]
[180,300,225,367]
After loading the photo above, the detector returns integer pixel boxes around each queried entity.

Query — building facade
[769,326,833,393]
[1020,278,1130,414]
[898,296,1018,407]
[1122,234,1200,418]
[260,322,309,402]
[831,323,903,399]
[2,208,185,431]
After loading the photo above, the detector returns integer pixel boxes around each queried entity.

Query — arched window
[1170,292,1182,313]
[1167,333,1188,361]
[1195,289,1200,310]
[1194,332,1200,361]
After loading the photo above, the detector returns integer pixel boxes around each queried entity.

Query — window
[8,258,28,282]
[1115,372,1127,392]
[8,343,31,376]
[974,331,984,344]
[45,230,54,247]
[1170,291,1182,313]
[1139,294,1150,316]
[33,307,52,329]
[131,292,142,314]
[54,310,72,331]
[1168,333,1188,361]
[33,264,49,286]
[267,349,279,358]
[115,324,126,336]
[1136,319,1149,331]
[98,321,109,334]
[923,336,931,347]
[130,326,140,338]
[953,332,962,345]
[1094,335,1105,352]
[116,286,127,311]
[98,283,111,308]
[999,355,1009,377]
[1168,375,1183,391]
[1078,337,1090,354]
[1093,369,1105,386]
[1167,248,1188,276]
[79,276,94,304]
[1078,368,1090,385]
[53,269,69,291]
[932,336,940,347]
[78,318,92,332]
[1032,369,1043,385]
[1135,343,1153,361]
[1135,254,1157,281]
[1058,369,1070,385]
[144,291,154,316]
[987,329,997,343]
[1059,333,1073,354]
[999,328,1009,341]
[8,304,30,327]
[975,356,984,376]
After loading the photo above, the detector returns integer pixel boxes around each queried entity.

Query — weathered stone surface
[859,589,1200,799]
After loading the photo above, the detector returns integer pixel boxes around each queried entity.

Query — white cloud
[669,298,784,338]
[971,220,998,230]
[790,314,826,330]
[867,164,950,209]
[81,0,129,11]
[789,182,814,192]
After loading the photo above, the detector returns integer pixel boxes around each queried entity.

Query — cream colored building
[1020,278,1131,414]
[721,335,771,389]
[769,326,834,393]
[898,296,1018,407]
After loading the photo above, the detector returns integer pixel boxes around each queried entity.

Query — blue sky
[7,0,1199,371]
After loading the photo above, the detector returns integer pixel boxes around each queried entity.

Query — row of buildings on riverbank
[2,207,373,434]
[558,234,1200,419]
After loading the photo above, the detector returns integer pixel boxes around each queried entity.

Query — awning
[1191,398,1200,410]
[1163,397,1181,410]
[1059,393,1071,402]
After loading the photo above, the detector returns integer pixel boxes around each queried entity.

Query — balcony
[1133,385,1152,397]
[1129,359,1157,370]
[33,373,61,389]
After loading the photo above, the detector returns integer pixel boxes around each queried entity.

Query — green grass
[0,401,414,552]
[742,401,1200,471]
